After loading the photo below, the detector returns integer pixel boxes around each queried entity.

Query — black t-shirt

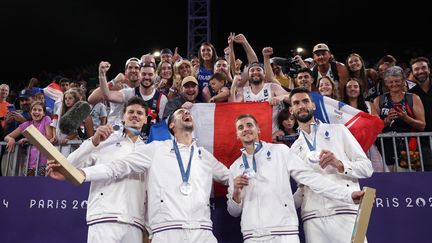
[409,84,432,132]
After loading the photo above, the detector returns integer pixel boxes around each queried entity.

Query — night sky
[1,0,430,85]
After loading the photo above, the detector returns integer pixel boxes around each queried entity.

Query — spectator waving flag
[310,91,384,152]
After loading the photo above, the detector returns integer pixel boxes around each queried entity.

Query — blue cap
[160,48,173,56]
[19,89,33,98]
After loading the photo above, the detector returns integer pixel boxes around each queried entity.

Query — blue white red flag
[43,82,63,111]
[310,92,384,152]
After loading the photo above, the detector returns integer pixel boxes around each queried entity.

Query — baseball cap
[304,57,314,63]
[181,76,198,87]
[160,48,173,56]
[125,57,141,68]
[19,89,33,98]
[313,43,330,53]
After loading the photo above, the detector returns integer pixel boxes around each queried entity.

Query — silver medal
[180,182,192,195]
[307,151,320,164]
[243,168,256,179]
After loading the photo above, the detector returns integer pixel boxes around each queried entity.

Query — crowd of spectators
[1,33,431,176]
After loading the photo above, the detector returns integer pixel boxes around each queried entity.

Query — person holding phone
[371,66,425,171]
[3,89,33,137]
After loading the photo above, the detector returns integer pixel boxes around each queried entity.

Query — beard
[293,109,314,123]
[140,79,153,89]
[414,73,429,83]
[249,75,263,84]
[21,104,30,112]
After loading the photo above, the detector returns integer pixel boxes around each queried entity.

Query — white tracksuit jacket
[290,121,373,221]
[68,135,147,230]
[226,141,356,241]
[82,139,229,235]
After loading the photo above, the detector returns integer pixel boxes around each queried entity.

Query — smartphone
[7,104,15,112]
[393,103,403,111]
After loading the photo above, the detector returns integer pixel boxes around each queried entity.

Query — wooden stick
[351,187,376,243]
[22,125,85,185]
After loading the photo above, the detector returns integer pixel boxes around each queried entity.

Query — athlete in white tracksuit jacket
[65,97,149,243]
[227,114,364,243]
[50,108,230,243]
[289,88,373,243]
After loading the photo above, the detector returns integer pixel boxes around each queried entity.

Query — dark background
[1,0,430,86]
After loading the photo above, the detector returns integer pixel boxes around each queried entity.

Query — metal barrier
[0,140,83,176]
[377,132,432,172]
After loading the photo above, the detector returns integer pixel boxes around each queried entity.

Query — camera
[270,56,302,78]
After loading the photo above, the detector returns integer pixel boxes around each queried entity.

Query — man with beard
[92,60,168,129]
[230,61,289,132]
[311,43,349,99]
[48,108,229,243]
[227,113,365,243]
[88,57,145,125]
[3,89,34,135]
[288,87,373,243]
[230,62,288,104]
[409,57,432,171]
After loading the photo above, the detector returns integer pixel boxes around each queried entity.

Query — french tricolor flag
[310,92,384,152]
[43,82,63,111]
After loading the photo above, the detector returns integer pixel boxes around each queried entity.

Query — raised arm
[262,47,280,85]
[228,32,237,78]
[97,61,125,103]
[233,33,258,65]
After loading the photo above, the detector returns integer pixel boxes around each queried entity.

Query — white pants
[304,214,367,243]
[87,222,143,243]
[245,235,300,243]
[152,229,217,243]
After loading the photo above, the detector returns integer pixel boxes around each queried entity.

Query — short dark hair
[123,96,148,115]
[297,67,313,76]
[59,77,70,84]
[209,72,227,82]
[288,87,312,103]
[410,57,430,67]
[235,114,258,124]
[167,108,183,135]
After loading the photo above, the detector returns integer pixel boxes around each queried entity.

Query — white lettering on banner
[2,199,9,208]
[375,197,432,208]
[29,199,87,209]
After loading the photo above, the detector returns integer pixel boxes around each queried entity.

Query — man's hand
[47,160,66,181]
[262,47,273,58]
[319,149,344,172]
[232,175,249,203]
[99,61,111,76]
[351,190,365,204]
[9,111,26,123]
[92,125,113,146]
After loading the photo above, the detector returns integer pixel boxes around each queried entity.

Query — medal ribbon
[172,139,194,183]
[302,125,317,152]
[241,141,263,172]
